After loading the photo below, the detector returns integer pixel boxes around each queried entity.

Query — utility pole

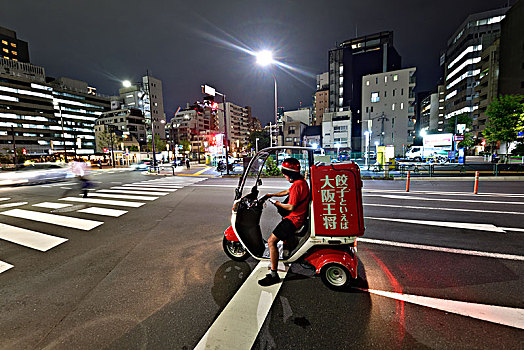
[59,103,68,162]
[146,71,157,170]
[10,126,17,168]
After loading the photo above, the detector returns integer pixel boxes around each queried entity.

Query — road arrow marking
[364,289,524,330]
[365,216,506,233]
[0,260,14,274]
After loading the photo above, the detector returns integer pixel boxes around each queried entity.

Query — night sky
[0,0,510,125]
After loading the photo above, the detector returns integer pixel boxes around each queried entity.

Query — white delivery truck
[406,133,453,162]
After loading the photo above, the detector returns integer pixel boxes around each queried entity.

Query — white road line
[366,194,524,205]
[358,238,524,261]
[33,202,72,209]
[364,188,524,198]
[113,186,177,192]
[0,223,68,251]
[0,202,28,208]
[125,183,182,188]
[1,209,103,231]
[365,217,506,233]
[97,189,168,196]
[501,227,524,232]
[364,203,524,215]
[365,289,524,330]
[0,198,10,201]
[0,260,14,273]
[59,197,145,208]
[77,207,127,217]
[195,262,288,350]
[87,193,158,201]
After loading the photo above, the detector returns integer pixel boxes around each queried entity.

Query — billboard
[423,133,453,148]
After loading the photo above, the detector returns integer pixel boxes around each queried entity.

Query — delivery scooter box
[310,162,365,237]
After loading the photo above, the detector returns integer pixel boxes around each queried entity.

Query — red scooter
[222,146,365,289]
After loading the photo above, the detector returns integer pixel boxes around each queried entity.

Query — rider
[258,158,310,287]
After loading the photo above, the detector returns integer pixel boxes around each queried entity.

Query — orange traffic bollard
[474,171,479,194]
[406,171,411,192]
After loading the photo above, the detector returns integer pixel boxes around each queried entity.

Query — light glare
[122,80,132,88]
[256,50,274,66]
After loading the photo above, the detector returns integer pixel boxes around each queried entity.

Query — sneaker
[258,273,281,287]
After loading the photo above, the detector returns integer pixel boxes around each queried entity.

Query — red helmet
[281,158,300,177]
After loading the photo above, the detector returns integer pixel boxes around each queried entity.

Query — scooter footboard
[304,245,358,279]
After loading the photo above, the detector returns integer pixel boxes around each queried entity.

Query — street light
[122,80,132,88]
[255,137,259,153]
[256,50,278,147]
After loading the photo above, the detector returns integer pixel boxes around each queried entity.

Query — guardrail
[358,162,524,177]
[149,165,175,175]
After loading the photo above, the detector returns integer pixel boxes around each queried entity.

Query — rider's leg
[267,233,279,272]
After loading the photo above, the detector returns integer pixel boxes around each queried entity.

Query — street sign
[201,85,216,97]
[454,135,465,141]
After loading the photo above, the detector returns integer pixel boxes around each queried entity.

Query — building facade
[119,75,166,143]
[0,26,30,63]
[95,108,146,152]
[216,101,250,153]
[498,0,524,96]
[328,31,402,153]
[361,68,417,156]
[441,8,508,131]
[322,110,351,151]
[0,60,111,157]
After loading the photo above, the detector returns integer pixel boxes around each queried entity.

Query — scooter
[222,146,365,290]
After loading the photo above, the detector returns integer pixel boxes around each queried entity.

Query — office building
[322,110,351,151]
[0,60,112,157]
[361,68,416,156]
[119,75,166,143]
[95,108,146,152]
[0,26,30,63]
[498,0,524,96]
[328,31,402,153]
[441,8,508,131]
[216,101,251,153]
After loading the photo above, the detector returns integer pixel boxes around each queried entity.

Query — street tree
[483,94,524,161]
[248,130,269,152]
[446,113,475,162]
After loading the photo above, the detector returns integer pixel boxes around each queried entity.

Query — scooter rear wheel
[223,236,249,262]
[321,263,351,290]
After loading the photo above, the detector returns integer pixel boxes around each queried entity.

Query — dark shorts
[273,219,296,241]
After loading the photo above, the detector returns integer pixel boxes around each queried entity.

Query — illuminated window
[366,80,370,86]
[1,40,7,45]
[400,103,404,109]
[393,75,398,81]
[12,58,17,61]
[384,76,388,83]
[2,48,8,53]
[3,56,9,59]
[392,103,395,110]
[371,92,380,103]
[12,51,17,55]
[10,43,16,48]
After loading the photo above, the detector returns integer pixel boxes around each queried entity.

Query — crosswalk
[0,177,206,274]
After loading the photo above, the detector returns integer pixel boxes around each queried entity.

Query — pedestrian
[186,158,190,169]
[258,158,309,287]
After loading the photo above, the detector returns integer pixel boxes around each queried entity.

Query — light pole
[256,50,278,146]
[364,131,372,169]
[420,129,427,163]
[255,137,259,153]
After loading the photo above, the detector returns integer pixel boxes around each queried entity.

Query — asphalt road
[0,169,522,349]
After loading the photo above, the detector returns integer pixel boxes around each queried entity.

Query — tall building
[322,110,351,151]
[441,8,508,131]
[0,60,111,157]
[498,0,524,96]
[361,68,416,156]
[95,108,146,152]
[119,75,166,145]
[313,72,329,125]
[216,102,251,153]
[0,26,30,63]
[328,31,402,153]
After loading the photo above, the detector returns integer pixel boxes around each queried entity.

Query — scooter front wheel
[321,263,351,290]
[222,236,249,262]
